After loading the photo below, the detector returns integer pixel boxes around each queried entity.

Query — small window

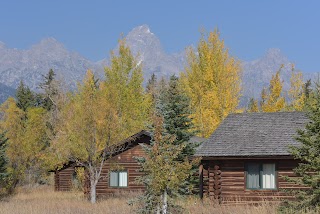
[246,163,276,190]
[109,171,128,187]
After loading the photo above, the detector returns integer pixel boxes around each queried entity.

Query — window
[246,163,276,190]
[109,171,128,187]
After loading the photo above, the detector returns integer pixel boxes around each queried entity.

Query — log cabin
[195,112,308,203]
[54,130,205,197]
[54,130,151,193]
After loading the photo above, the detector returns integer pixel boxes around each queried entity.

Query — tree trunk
[162,189,168,214]
[90,178,97,203]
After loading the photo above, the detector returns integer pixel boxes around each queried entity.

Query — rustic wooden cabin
[195,112,308,203]
[54,130,205,196]
[54,130,151,193]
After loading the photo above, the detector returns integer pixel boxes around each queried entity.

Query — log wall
[202,159,303,203]
[95,144,146,196]
[54,166,75,191]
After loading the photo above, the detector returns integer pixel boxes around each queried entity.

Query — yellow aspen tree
[181,30,241,137]
[53,40,150,203]
[288,68,305,111]
[0,98,48,188]
[53,70,124,203]
[247,98,259,113]
[260,67,286,112]
[104,38,151,132]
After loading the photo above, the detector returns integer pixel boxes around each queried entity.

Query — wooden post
[213,165,222,203]
[208,164,215,200]
[199,164,203,199]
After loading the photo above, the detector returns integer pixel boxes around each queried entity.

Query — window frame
[109,170,128,188]
[245,162,278,190]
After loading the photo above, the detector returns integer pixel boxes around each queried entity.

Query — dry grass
[0,186,135,214]
[0,186,315,214]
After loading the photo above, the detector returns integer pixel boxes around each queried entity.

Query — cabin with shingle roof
[195,112,309,203]
[54,130,205,197]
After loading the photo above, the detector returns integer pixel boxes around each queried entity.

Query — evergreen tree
[135,114,196,214]
[281,84,320,212]
[16,81,36,112]
[159,75,199,194]
[146,73,158,114]
[0,132,8,181]
[303,79,312,104]
[39,69,58,111]
[146,73,157,97]
[0,132,8,197]
[160,76,196,158]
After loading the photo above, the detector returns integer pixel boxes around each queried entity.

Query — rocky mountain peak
[129,24,153,35]
[125,25,162,56]
[262,48,288,64]
[31,37,66,52]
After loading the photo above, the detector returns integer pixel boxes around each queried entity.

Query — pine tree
[160,75,196,156]
[181,29,241,137]
[39,69,58,111]
[135,113,196,214]
[0,132,8,197]
[281,84,320,212]
[159,75,199,194]
[16,81,36,112]
[0,132,8,181]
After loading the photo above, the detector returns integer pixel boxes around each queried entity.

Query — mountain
[102,24,186,82]
[241,48,318,106]
[0,25,317,106]
[0,38,101,91]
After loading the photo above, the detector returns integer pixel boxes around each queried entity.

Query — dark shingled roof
[195,112,309,157]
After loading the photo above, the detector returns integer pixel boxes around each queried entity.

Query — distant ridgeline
[0,25,318,106]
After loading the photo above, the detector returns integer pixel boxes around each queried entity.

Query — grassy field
[0,186,301,214]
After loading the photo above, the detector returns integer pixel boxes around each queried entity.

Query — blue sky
[0,0,319,71]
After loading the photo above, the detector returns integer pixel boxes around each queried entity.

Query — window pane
[247,163,260,189]
[119,171,128,187]
[110,171,118,187]
[262,164,276,189]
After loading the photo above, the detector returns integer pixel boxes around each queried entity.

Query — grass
[0,186,316,214]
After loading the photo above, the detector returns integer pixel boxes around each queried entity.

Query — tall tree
[146,73,158,111]
[0,132,8,197]
[53,40,149,203]
[104,38,150,132]
[288,67,305,111]
[281,84,320,212]
[160,75,196,159]
[15,81,36,112]
[0,132,8,181]
[159,75,199,195]
[136,114,196,214]
[260,67,286,112]
[53,70,121,203]
[181,29,241,137]
[39,69,58,111]
[0,98,48,189]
